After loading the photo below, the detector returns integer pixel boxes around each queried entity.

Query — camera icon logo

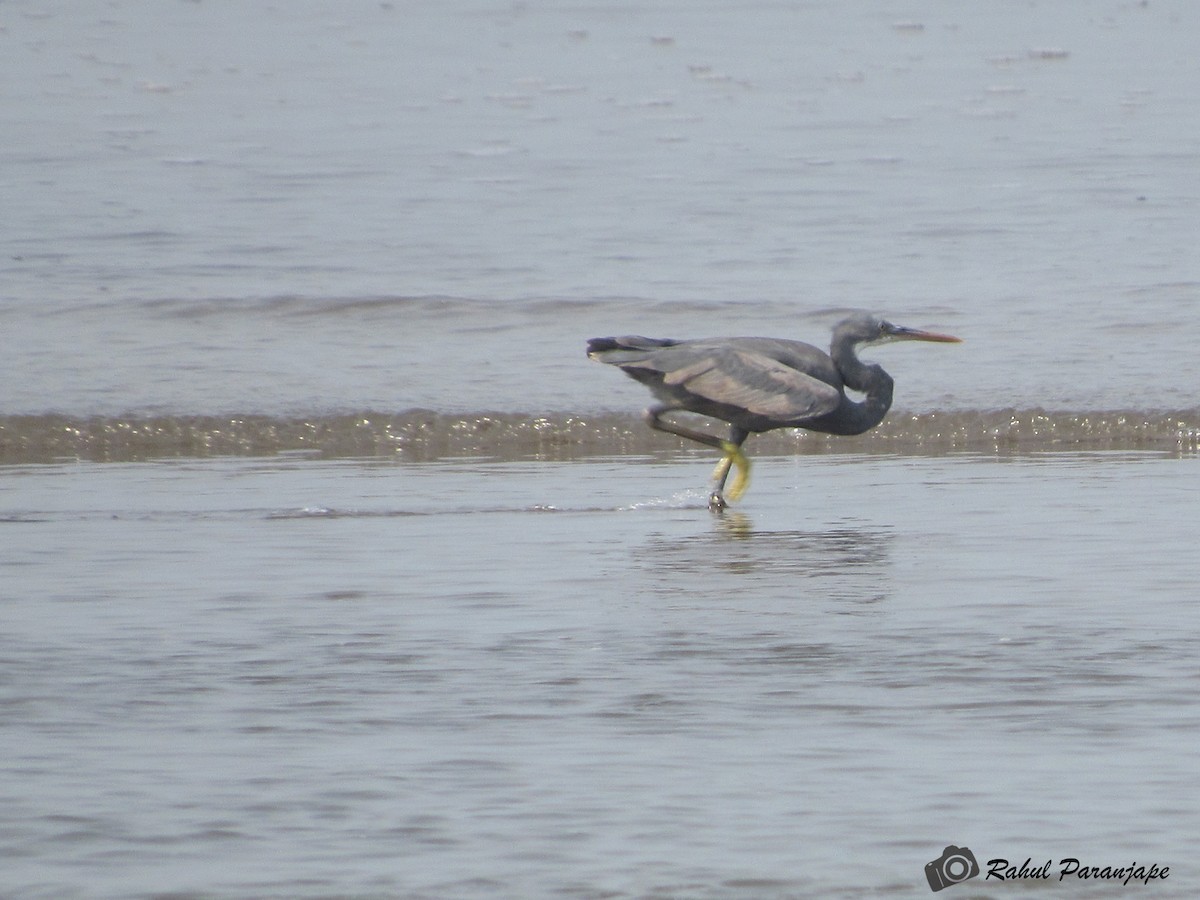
[925,845,980,892]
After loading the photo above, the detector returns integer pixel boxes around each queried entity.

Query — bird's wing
[664,348,842,421]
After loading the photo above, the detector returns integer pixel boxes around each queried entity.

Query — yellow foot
[719,440,752,502]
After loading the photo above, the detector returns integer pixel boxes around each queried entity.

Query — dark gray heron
[587,312,961,509]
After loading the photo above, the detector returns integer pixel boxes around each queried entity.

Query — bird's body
[587,333,890,436]
[587,313,960,509]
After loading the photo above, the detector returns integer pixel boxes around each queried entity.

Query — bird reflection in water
[635,518,894,612]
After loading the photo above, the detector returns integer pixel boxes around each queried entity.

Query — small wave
[1,409,1198,465]
[264,506,426,520]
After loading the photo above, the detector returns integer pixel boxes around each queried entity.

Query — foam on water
[3,408,1198,464]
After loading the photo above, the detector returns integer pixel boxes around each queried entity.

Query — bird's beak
[887,324,962,343]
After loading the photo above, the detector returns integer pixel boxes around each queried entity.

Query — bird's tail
[586,335,678,364]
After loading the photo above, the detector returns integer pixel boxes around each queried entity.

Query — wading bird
[587,312,961,510]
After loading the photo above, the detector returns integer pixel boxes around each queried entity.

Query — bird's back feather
[588,335,844,428]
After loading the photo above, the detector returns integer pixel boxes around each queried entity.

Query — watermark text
[986,857,1170,886]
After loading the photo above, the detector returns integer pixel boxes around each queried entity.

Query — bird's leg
[709,427,750,510]
[709,455,733,509]
[645,407,750,510]
[644,406,728,450]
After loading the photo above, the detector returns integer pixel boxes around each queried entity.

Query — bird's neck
[831,344,894,434]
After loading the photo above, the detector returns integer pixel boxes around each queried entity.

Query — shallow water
[3,451,1199,898]
[3,0,1200,897]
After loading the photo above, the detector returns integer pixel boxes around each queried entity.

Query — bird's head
[836,313,962,347]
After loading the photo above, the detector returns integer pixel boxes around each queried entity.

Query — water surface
[4,452,1199,897]
[3,1,1199,897]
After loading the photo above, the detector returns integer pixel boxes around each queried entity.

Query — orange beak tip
[917,330,963,344]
